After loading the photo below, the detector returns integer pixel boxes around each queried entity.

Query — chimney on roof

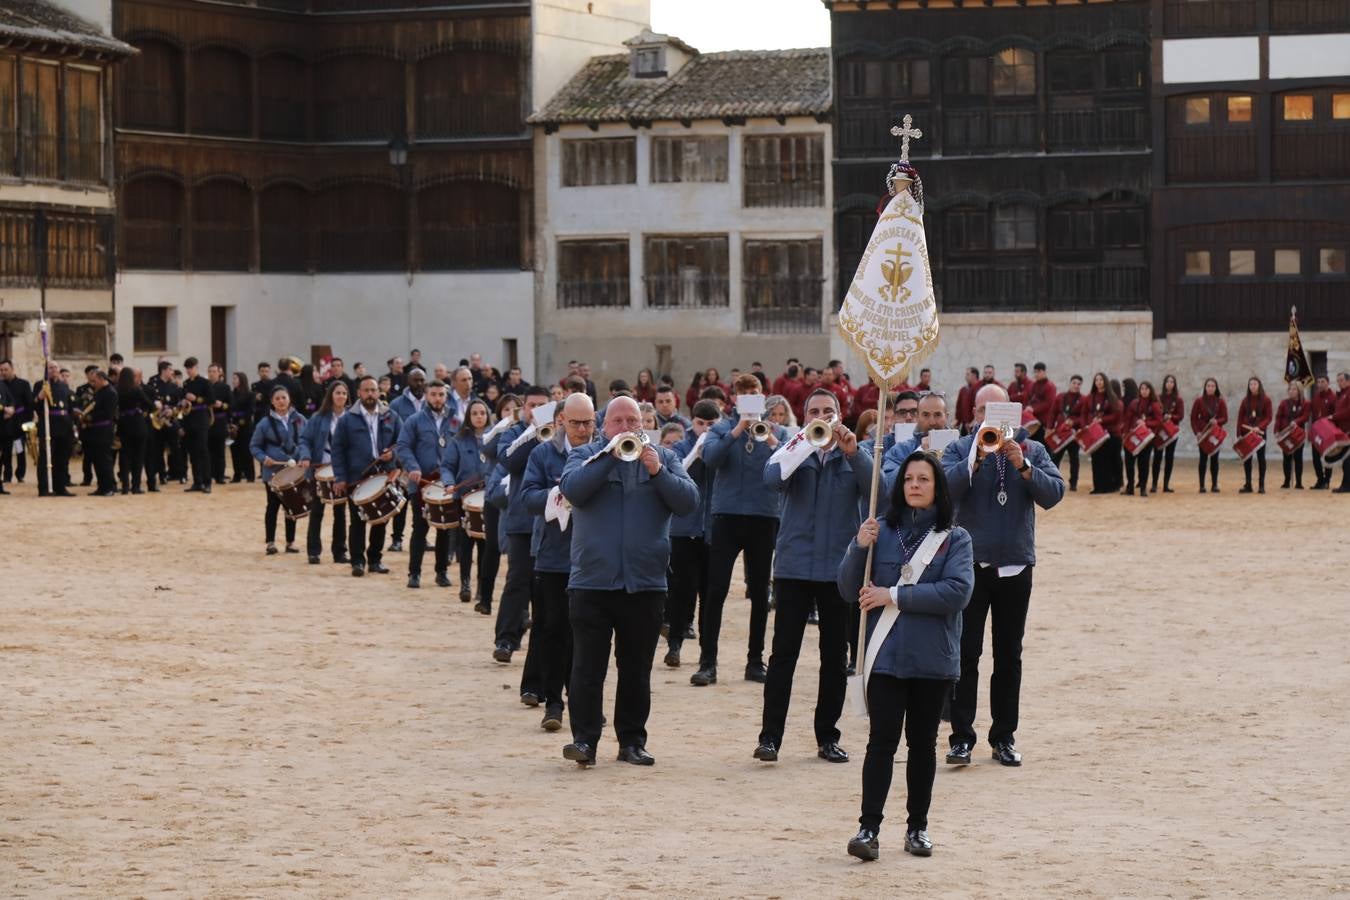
[624,29,697,80]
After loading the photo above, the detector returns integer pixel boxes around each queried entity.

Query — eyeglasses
[565,419,593,428]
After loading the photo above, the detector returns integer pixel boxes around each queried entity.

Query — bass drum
[351,474,407,525]
[270,465,315,520]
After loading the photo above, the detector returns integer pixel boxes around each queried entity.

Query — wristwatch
[1018,461,1030,473]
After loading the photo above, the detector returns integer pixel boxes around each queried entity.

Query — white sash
[850,529,950,716]
[768,429,815,480]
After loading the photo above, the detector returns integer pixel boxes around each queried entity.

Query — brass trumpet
[536,423,556,442]
[613,431,649,462]
[977,422,1016,450]
[803,418,835,449]
[750,420,772,442]
[22,421,38,460]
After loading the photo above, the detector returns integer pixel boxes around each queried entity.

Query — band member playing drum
[386,368,429,555]
[1238,377,1273,494]
[1309,374,1337,489]
[1026,363,1056,444]
[1050,375,1084,491]
[298,380,349,565]
[558,396,699,767]
[493,385,551,667]
[1276,382,1310,490]
[1084,373,1123,494]
[331,375,402,576]
[397,378,456,589]
[249,385,307,555]
[442,398,494,605]
[521,394,599,733]
[1191,378,1228,493]
[840,451,973,862]
[941,384,1064,768]
[1151,374,1184,494]
[1123,380,1162,498]
[754,388,871,767]
[665,399,721,667]
[955,368,979,435]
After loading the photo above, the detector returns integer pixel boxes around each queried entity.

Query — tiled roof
[0,0,135,57]
[531,47,832,126]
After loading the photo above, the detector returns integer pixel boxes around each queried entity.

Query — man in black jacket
[207,363,232,484]
[33,361,75,496]
[0,358,31,486]
[84,369,119,496]
[181,357,213,493]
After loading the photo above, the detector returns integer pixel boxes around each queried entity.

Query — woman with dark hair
[229,372,255,483]
[838,450,973,862]
[1151,374,1184,493]
[298,364,324,417]
[1123,380,1162,497]
[443,398,494,609]
[249,384,307,555]
[1085,373,1123,494]
[1276,381,1310,489]
[1238,376,1273,493]
[633,368,657,404]
[685,371,707,413]
[482,381,502,410]
[115,367,152,494]
[1191,378,1227,492]
[297,379,350,564]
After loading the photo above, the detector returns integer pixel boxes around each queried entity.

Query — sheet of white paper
[544,485,571,530]
[532,401,557,429]
[984,401,1022,432]
[769,430,815,480]
[484,415,515,442]
[585,433,624,466]
[736,394,766,417]
[501,473,511,496]
[927,428,960,453]
[681,431,708,471]
[893,423,916,443]
[506,424,537,456]
[644,429,663,446]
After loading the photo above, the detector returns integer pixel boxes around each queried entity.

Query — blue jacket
[485,463,510,547]
[766,444,874,582]
[669,431,711,540]
[522,436,601,574]
[701,416,788,518]
[559,443,700,592]
[388,391,425,422]
[298,410,340,480]
[330,405,402,486]
[396,407,456,496]
[249,410,306,484]
[837,506,974,681]
[440,431,490,489]
[940,430,1064,567]
[497,421,541,536]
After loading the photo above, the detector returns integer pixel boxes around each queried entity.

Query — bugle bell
[613,431,649,462]
[750,420,772,442]
[803,418,834,449]
[977,422,1016,450]
[536,423,556,442]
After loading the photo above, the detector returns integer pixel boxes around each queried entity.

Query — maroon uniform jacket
[1126,398,1163,432]
[1334,389,1350,432]
[1026,378,1058,428]
[1309,387,1337,422]
[1159,392,1185,426]
[1007,376,1031,405]
[1238,395,1273,435]
[1275,397,1310,433]
[1085,389,1123,437]
[955,383,978,429]
[1053,391,1083,431]
[1190,395,1228,435]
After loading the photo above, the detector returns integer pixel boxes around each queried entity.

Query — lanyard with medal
[992,446,1009,507]
[897,521,934,583]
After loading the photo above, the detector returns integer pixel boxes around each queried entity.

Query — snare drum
[1310,418,1350,462]
[1076,421,1109,454]
[1154,419,1180,449]
[1123,421,1154,456]
[461,489,486,539]
[1275,424,1306,455]
[351,474,407,525]
[1197,424,1228,457]
[1020,407,1042,436]
[270,464,315,520]
[1233,430,1265,463]
[314,463,338,505]
[1045,420,1076,454]
[421,482,462,530]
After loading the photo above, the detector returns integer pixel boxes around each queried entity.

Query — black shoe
[474,601,492,616]
[493,643,513,663]
[663,643,681,668]
[231,476,243,484]
[1258,486,1266,494]
[266,544,279,556]
[81,479,93,487]
[369,563,390,574]
[904,829,933,857]
[753,739,779,762]
[817,742,849,764]
[351,565,365,577]
[1198,486,1206,494]
[690,665,717,686]
[683,624,696,640]
[184,485,203,493]
[520,691,541,708]
[54,490,75,497]
[1311,482,1328,490]
[1335,485,1350,494]
[744,660,767,683]
[120,485,129,495]
[946,743,972,765]
[215,478,226,485]
[1211,485,1220,492]
[334,554,351,564]
[435,572,451,588]
[1164,487,1175,493]
[147,485,159,493]
[563,742,595,767]
[284,544,299,554]
[308,555,320,565]
[1069,484,1077,492]
[388,540,404,553]
[541,707,563,732]
[1281,481,1291,490]
[406,574,421,589]
[617,745,655,766]
[660,622,670,639]
[460,588,472,603]
[847,828,879,862]
[131,487,144,495]
[1240,485,1253,494]
[991,742,1022,766]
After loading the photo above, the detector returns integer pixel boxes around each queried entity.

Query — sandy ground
[3,459,1349,898]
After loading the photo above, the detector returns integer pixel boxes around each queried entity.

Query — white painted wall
[531,1,651,114]
[1269,34,1350,80]
[114,271,535,380]
[1162,37,1260,84]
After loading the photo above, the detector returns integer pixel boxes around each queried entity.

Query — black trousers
[145,427,166,485]
[1243,444,1268,489]
[666,536,708,648]
[265,488,298,545]
[118,424,147,490]
[347,498,386,567]
[0,435,25,481]
[209,427,228,482]
[166,428,186,480]
[390,505,407,544]
[495,532,534,647]
[861,675,948,833]
[1282,446,1304,487]
[532,571,573,710]
[1050,441,1079,489]
[951,565,1033,749]
[1090,436,1122,493]
[1198,453,1219,488]
[568,588,663,750]
[1125,445,1153,494]
[408,495,451,578]
[184,424,210,488]
[1150,440,1176,490]
[86,433,116,493]
[701,514,776,667]
[476,504,503,604]
[81,442,93,484]
[230,424,255,482]
[307,496,347,559]
[1312,446,1328,486]
[760,579,848,749]
[36,431,73,494]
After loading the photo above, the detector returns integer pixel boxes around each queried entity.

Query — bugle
[613,431,649,462]
[750,420,772,442]
[803,418,834,449]
[22,420,38,459]
[536,423,556,442]
[977,421,1016,450]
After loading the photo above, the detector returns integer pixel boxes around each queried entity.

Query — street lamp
[387,136,409,168]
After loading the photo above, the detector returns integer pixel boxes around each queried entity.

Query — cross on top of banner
[890,114,923,163]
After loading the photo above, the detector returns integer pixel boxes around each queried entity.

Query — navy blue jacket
[766,444,874,582]
[669,430,712,540]
[485,462,510,547]
[396,407,456,496]
[298,410,341,481]
[249,410,306,484]
[559,443,700,592]
[522,436,601,574]
[837,507,974,681]
[701,416,788,518]
[388,391,425,423]
[440,431,490,489]
[330,405,402,486]
[940,430,1064,567]
[497,421,541,536]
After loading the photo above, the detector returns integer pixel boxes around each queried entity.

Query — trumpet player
[754,388,872,766]
[692,373,787,688]
[940,385,1064,768]
[181,357,213,494]
[83,369,118,497]
[33,361,76,497]
[207,364,232,486]
[557,396,698,767]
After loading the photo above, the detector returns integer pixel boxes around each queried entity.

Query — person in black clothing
[252,362,274,421]
[181,357,213,493]
[298,364,324,418]
[328,357,356,398]
[84,369,119,496]
[34,362,75,496]
[273,358,304,412]
[74,365,98,486]
[0,377,13,494]
[146,361,182,490]
[230,371,255,483]
[116,367,151,494]
[207,364,232,484]
[0,359,33,484]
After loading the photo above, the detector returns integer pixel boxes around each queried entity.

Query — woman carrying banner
[839,451,973,862]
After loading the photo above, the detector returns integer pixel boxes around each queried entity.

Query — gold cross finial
[889,114,923,162]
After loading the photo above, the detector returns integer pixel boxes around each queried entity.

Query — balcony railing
[1164,0,1258,35]
[644,273,730,309]
[260,98,307,141]
[192,224,252,271]
[941,263,1039,311]
[260,225,309,272]
[120,88,181,132]
[558,276,631,309]
[1273,130,1350,181]
[743,276,823,334]
[1167,132,1258,183]
[1272,0,1350,31]
[317,226,405,271]
[743,166,825,208]
[1048,264,1150,310]
[314,99,404,142]
[420,222,520,270]
[1048,106,1148,152]
[418,98,522,139]
[122,222,182,270]
[943,108,1038,155]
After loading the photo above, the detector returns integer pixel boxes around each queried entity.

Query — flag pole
[857,373,891,672]
[38,311,53,492]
